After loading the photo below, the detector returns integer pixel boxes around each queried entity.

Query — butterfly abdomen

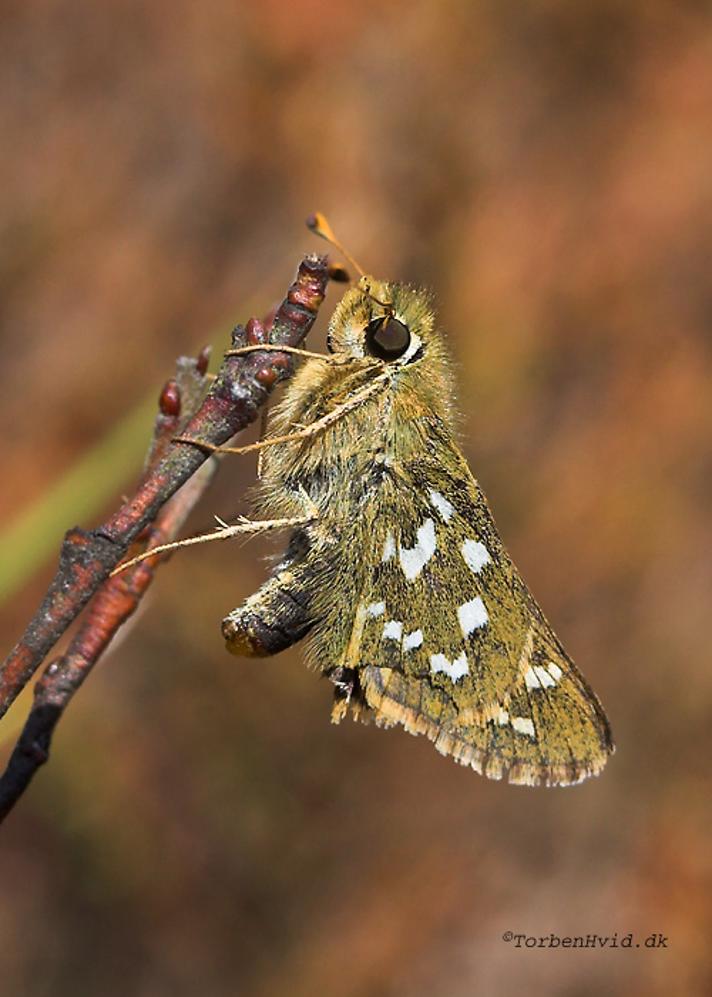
[222,529,320,657]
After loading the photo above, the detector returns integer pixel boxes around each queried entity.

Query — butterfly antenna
[306,212,366,278]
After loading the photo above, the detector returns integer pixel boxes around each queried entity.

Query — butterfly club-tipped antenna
[306,212,366,279]
[306,212,394,315]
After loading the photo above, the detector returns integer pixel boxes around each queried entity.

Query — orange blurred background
[1,1,710,994]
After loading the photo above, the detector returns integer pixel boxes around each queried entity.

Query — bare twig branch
[0,254,329,743]
[0,357,216,819]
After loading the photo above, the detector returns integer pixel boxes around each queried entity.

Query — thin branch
[0,358,216,820]
[0,253,332,820]
[0,254,330,725]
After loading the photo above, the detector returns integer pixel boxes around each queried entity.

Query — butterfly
[221,223,614,787]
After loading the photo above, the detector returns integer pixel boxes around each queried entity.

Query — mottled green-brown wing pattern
[326,456,613,786]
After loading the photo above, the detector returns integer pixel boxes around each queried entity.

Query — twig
[0,358,215,820]
[0,254,330,816]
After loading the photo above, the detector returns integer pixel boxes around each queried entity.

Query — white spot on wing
[461,538,491,574]
[382,531,396,562]
[430,651,469,682]
[399,519,437,581]
[494,707,510,726]
[533,665,556,688]
[548,662,563,682]
[429,490,454,523]
[512,716,536,738]
[458,597,489,637]
[382,620,403,641]
[524,666,541,689]
[525,665,559,690]
[403,629,423,651]
[366,601,385,618]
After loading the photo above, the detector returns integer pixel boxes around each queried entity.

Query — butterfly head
[326,276,438,366]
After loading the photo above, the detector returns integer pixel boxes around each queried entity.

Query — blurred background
[1,1,710,994]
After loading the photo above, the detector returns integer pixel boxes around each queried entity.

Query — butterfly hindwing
[360,660,611,786]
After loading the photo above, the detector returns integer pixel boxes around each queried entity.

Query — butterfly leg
[224,344,338,363]
[328,666,370,724]
[111,488,319,576]
[256,402,270,480]
[173,371,390,458]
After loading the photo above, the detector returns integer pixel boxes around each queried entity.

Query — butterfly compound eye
[365,317,411,360]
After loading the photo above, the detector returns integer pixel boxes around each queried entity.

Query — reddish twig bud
[159,379,181,417]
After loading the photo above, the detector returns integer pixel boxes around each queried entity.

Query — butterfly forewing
[327,454,612,786]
